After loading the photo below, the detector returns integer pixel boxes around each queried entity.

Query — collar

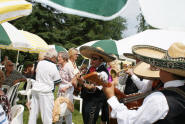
[43,59,55,64]
[164,80,185,88]
[96,62,106,70]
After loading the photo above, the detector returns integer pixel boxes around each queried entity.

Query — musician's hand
[103,83,115,99]
[98,72,108,82]
[126,68,134,75]
[76,73,84,83]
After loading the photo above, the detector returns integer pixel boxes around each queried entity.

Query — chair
[6,83,20,107]
[73,95,83,113]
[18,78,32,103]
[2,85,10,94]
[10,104,24,124]
[17,65,23,73]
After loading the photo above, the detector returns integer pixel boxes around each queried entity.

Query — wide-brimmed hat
[133,62,160,80]
[132,42,185,77]
[123,53,137,60]
[79,46,116,62]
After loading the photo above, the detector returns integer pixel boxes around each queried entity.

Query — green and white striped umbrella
[49,44,67,52]
[77,39,119,56]
[33,0,128,21]
[0,22,31,51]
[0,22,49,53]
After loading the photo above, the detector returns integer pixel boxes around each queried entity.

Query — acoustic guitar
[83,72,153,124]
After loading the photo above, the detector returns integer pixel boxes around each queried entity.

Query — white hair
[44,48,58,58]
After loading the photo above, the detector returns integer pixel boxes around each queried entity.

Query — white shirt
[131,74,153,93]
[32,60,61,93]
[108,80,185,124]
[0,105,8,124]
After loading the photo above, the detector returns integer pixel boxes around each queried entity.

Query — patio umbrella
[0,0,32,24]
[117,29,185,58]
[33,0,128,21]
[139,0,185,31]
[77,40,119,56]
[49,44,67,52]
[19,30,49,53]
[0,22,30,50]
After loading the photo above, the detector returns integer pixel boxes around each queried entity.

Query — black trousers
[82,91,109,124]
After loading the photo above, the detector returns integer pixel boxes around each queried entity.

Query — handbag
[60,101,71,116]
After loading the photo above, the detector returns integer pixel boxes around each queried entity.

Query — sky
[121,0,141,38]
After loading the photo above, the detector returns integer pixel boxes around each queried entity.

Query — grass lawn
[17,82,101,124]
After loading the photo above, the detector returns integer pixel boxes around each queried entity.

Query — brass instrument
[110,65,133,78]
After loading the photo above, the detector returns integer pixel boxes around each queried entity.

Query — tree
[137,11,156,32]
[11,3,126,48]
[6,3,126,64]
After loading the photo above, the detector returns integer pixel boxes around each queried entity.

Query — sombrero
[123,53,137,60]
[79,46,115,62]
[133,62,160,80]
[132,42,185,77]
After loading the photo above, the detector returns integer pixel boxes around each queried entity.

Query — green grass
[17,82,101,124]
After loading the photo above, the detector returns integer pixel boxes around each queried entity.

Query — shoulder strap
[165,87,185,99]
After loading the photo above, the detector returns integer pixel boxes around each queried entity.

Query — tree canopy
[11,3,127,49]
[2,3,127,65]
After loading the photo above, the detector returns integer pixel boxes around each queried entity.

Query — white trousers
[28,92,54,124]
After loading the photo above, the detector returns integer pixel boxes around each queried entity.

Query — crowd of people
[0,41,184,124]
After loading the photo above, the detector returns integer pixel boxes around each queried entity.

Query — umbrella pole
[0,49,1,63]
[16,50,20,69]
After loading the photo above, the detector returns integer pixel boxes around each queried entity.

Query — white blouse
[108,80,185,124]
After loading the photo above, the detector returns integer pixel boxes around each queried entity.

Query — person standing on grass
[28,48,61,124]
[56,51,75,124]
[103,42,185,124]
[77,46,116,124]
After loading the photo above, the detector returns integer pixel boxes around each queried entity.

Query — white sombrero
[132,42,185,77]
[133,62,160,80]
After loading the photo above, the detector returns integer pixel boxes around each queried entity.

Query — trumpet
[110,65,133,78]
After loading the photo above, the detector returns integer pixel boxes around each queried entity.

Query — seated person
[0,69,5,88]
[3,60,26,87]
[22,61,34,79]
[1,56,8,66]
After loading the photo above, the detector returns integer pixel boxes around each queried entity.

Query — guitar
[82,72,150,109]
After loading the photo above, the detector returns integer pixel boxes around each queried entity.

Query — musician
[123,53,162,94]
[103,42,185,124]
[125,62,163,93]
[78,46,115,124]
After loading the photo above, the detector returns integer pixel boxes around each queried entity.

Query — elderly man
[78,46,115,124]
[28,48,61,124]
[103,42,185,124]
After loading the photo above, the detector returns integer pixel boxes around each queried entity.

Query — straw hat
[123,53,137,60]
[132,42,185,77]
[133,62,160,80]
[79,46,115,62]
